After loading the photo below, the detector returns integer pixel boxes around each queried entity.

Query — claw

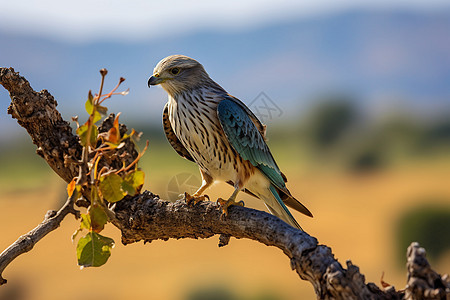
[184,192,209,206]
[217,197,245,216]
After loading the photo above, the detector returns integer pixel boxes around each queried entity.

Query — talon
[216,197,226,206]
[184,192,209,206]
[217,197,245,216]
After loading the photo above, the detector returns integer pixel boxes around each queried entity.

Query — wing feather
[162,103,194,162]
[217,98,285,188]
[217,97,313,217]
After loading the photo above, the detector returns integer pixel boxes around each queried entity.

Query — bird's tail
[260,185,303,230]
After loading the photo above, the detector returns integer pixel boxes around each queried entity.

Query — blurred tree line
[301,95,450,173]
[299,96,450,264]
[2,94,449,267]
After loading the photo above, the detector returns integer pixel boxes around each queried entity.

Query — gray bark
[1,67,449,299]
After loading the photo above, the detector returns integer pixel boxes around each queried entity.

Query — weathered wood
[1,67,449,299]
[2,67,81,183]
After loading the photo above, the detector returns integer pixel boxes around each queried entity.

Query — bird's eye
[170,68,180,75]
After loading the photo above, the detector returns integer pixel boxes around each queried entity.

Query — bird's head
[148,55,210,97]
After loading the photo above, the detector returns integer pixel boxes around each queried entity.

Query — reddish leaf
[67,178,76,197]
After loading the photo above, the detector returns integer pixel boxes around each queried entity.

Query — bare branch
[1,68,82,183]
[0,194,79,285]
[1,67,449,299]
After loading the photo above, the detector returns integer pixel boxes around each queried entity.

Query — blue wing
[217,97,286,190]
[217,96,313,218]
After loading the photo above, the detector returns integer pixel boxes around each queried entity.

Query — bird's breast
[168,92,252,182]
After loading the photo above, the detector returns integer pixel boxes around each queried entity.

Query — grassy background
[1,104,450,300]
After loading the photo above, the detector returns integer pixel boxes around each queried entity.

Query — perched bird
[148,55,312,229]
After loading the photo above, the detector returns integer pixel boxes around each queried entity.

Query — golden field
[1,139,449,300]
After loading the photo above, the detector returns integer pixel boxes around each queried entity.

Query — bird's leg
[185,170,212,205]
[184,184,210,205]
[217,186,245,216]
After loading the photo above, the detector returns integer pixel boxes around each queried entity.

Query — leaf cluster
[68,69,148,268]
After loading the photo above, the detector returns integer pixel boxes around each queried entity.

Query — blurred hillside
[1,9,450,137]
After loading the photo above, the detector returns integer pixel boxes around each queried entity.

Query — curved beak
[147,75,163,87]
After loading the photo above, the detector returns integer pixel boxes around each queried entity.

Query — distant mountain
[1,9,449,133]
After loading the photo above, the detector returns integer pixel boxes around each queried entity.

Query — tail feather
[227,180,313,218]
[278,190,313,218]
[261,185,303,230]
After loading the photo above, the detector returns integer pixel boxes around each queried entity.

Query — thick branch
[1,67,449,299]
[112,192,400,299]
[406,243,450,299]
[1,67,81,183]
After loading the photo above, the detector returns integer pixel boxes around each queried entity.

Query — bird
[147,55,312,229]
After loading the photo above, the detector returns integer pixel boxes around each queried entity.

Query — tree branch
[1,67,449,299]
[0,194,79,285]
[112,192,399,299]
[1,68,81,183]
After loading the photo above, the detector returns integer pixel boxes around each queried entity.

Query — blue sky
[1,0,450,141]
[1,0,448,43]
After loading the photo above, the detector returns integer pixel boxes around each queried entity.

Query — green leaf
[105,141,125,149]
[85,93,102,123]
[121,180,136,196]
[77,232,114,268]
[126,170,145,187]
[85,91,94,114]
[99,173,125,203]
[77,123,98,147]
[89,204,108,233]
[121,170,145,196]
[72,213,91,242]
[80,213,91,230]
[85,100,101,123]
[92,111,102,123]
[124,170,145,190]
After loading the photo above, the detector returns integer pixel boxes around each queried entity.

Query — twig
[0,194,79,285]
